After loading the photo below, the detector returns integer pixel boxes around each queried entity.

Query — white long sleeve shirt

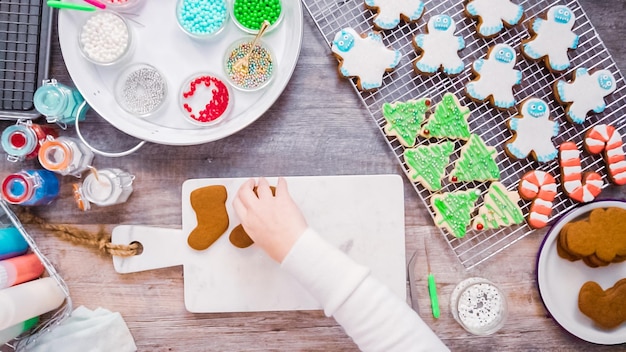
[281,228,449,352]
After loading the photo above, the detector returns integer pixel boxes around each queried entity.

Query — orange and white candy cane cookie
[559,141,604,203]
[584,124,626,185]
[518,170,557,229]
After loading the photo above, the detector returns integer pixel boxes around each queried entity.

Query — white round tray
[58,1,303,145]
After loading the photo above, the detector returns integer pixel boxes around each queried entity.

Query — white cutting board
[112,175,406,313]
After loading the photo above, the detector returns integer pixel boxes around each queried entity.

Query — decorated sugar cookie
[431,189,481,238]
[472,182,524,231]
[505,98,559,163]
[420,92,471,140]
[465,43,522,109]
[331,28,402,91]
[517,170,557,229]
[383,98,431,147]
[559,141,604,203]
[364,0,426,30]
[450,133,501,183]
[413,14,465,76]
[584,124,626,185]
[554,68,617,124]
[521,5,579,72]
[465,0,524,38]
[403,141,454,191]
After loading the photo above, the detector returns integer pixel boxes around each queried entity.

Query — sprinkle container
[115,63,168,117]
[179,73,233,126]
[176,0,229,40]
[231,0,283,34]
[1,169,60,206]
[78,11,132,66]
[38,136,95,178]
[33,79,88,125]
[0,121,58,162]
[73,168,134,210]
[224,38,275,91]
[450,277,507,335]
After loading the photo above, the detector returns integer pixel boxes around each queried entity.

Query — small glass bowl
[450,277,508,336]
[231,0,284,34]
[176,0,229,40]
[223,38,275,92]
[78,11,133,66]
[100,0,146,11]
[179,73,233,126]
[114,63,168,118]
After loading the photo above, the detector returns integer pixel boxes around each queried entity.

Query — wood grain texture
[2,1,626,351]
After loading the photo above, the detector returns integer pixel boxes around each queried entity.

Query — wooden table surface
[2,1,626,351]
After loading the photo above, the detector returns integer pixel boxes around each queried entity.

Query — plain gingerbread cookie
[187,185,229,251]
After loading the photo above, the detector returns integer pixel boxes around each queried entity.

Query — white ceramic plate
[536,200,626,345]
[58,1,303,145]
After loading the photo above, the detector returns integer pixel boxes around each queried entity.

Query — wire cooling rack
[302,0,626,269]
[0,0,52,119]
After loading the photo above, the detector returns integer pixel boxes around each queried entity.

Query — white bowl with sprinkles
[450,277,508,335]
[224,37,275,92]
[115,63,168,118]
[101,0,146,11]
[78,11,132,66]
[179,73,233,126]
[176,0,229,40]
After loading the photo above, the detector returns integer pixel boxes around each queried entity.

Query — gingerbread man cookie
[331,28,401,91]
[465,43,522,109]
[364,0,425,30]
[505,98,559,163]
[554,68,617,124]
[465,0,524,38]
[521,5,579,72]
[413,14,465,76]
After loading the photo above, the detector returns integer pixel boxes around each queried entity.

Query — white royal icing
[365,0,425,30]
[466,43,522,109]
[331,28,401,90]
[521,5,578,71]
[505,98,559,162]
[413,15,465,75]
[465,0,524,37]
[556,68,617,124]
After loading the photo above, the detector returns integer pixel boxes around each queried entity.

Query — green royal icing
[433,189,481,238]
[474,183,524,230]
[404,141,454,191]
[421,93,471,140]
[383,98,430,147]
[451,134,500,182]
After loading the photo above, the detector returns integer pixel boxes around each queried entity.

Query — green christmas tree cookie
[471,182,524,231]
[404,141,454,191]
[431,188,481,238]
[420,92,471,140]
[450,133,500,183]
[383,98,431,147]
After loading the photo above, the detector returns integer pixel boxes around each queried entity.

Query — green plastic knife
[426,246,440,319]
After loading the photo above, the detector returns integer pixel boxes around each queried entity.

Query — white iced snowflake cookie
[331,28,401,91]
[413,14,465,76]
[521,5,579,72]
[465,0,524,38]
[554,67,616,124]
[465,43,522,109]
[505,98,559,163]
[364,0,425,30]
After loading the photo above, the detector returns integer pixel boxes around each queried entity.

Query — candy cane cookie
[518,170,557,229]
[583,124,626,185]
[559,141,604,203]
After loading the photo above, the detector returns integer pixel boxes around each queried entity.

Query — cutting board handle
[112,225,186,274]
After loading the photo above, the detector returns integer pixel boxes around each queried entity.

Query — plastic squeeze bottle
[0,277,65,331]
[0,253,45,289]
[0,226,29,260]
[0,317,39,345]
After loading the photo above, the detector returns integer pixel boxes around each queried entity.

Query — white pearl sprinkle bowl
[78,11,133,66]
[114,63,168,118]
[450,277,508,336]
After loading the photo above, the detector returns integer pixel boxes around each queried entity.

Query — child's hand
[233,177,307,262]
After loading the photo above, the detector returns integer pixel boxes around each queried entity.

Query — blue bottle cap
[34,81,69,118]
[0,125,38,158]
[0,227,29,260]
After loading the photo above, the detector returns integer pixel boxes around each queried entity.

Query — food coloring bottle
[0,227,29,260]
[74,168,134,210]
[1,170,60,206]
[0,317,39,345]
[0,121,58,162]
[0,277,66,331]
[0,253,45,289]
[38,136,95,177]
[33,79,88,125]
